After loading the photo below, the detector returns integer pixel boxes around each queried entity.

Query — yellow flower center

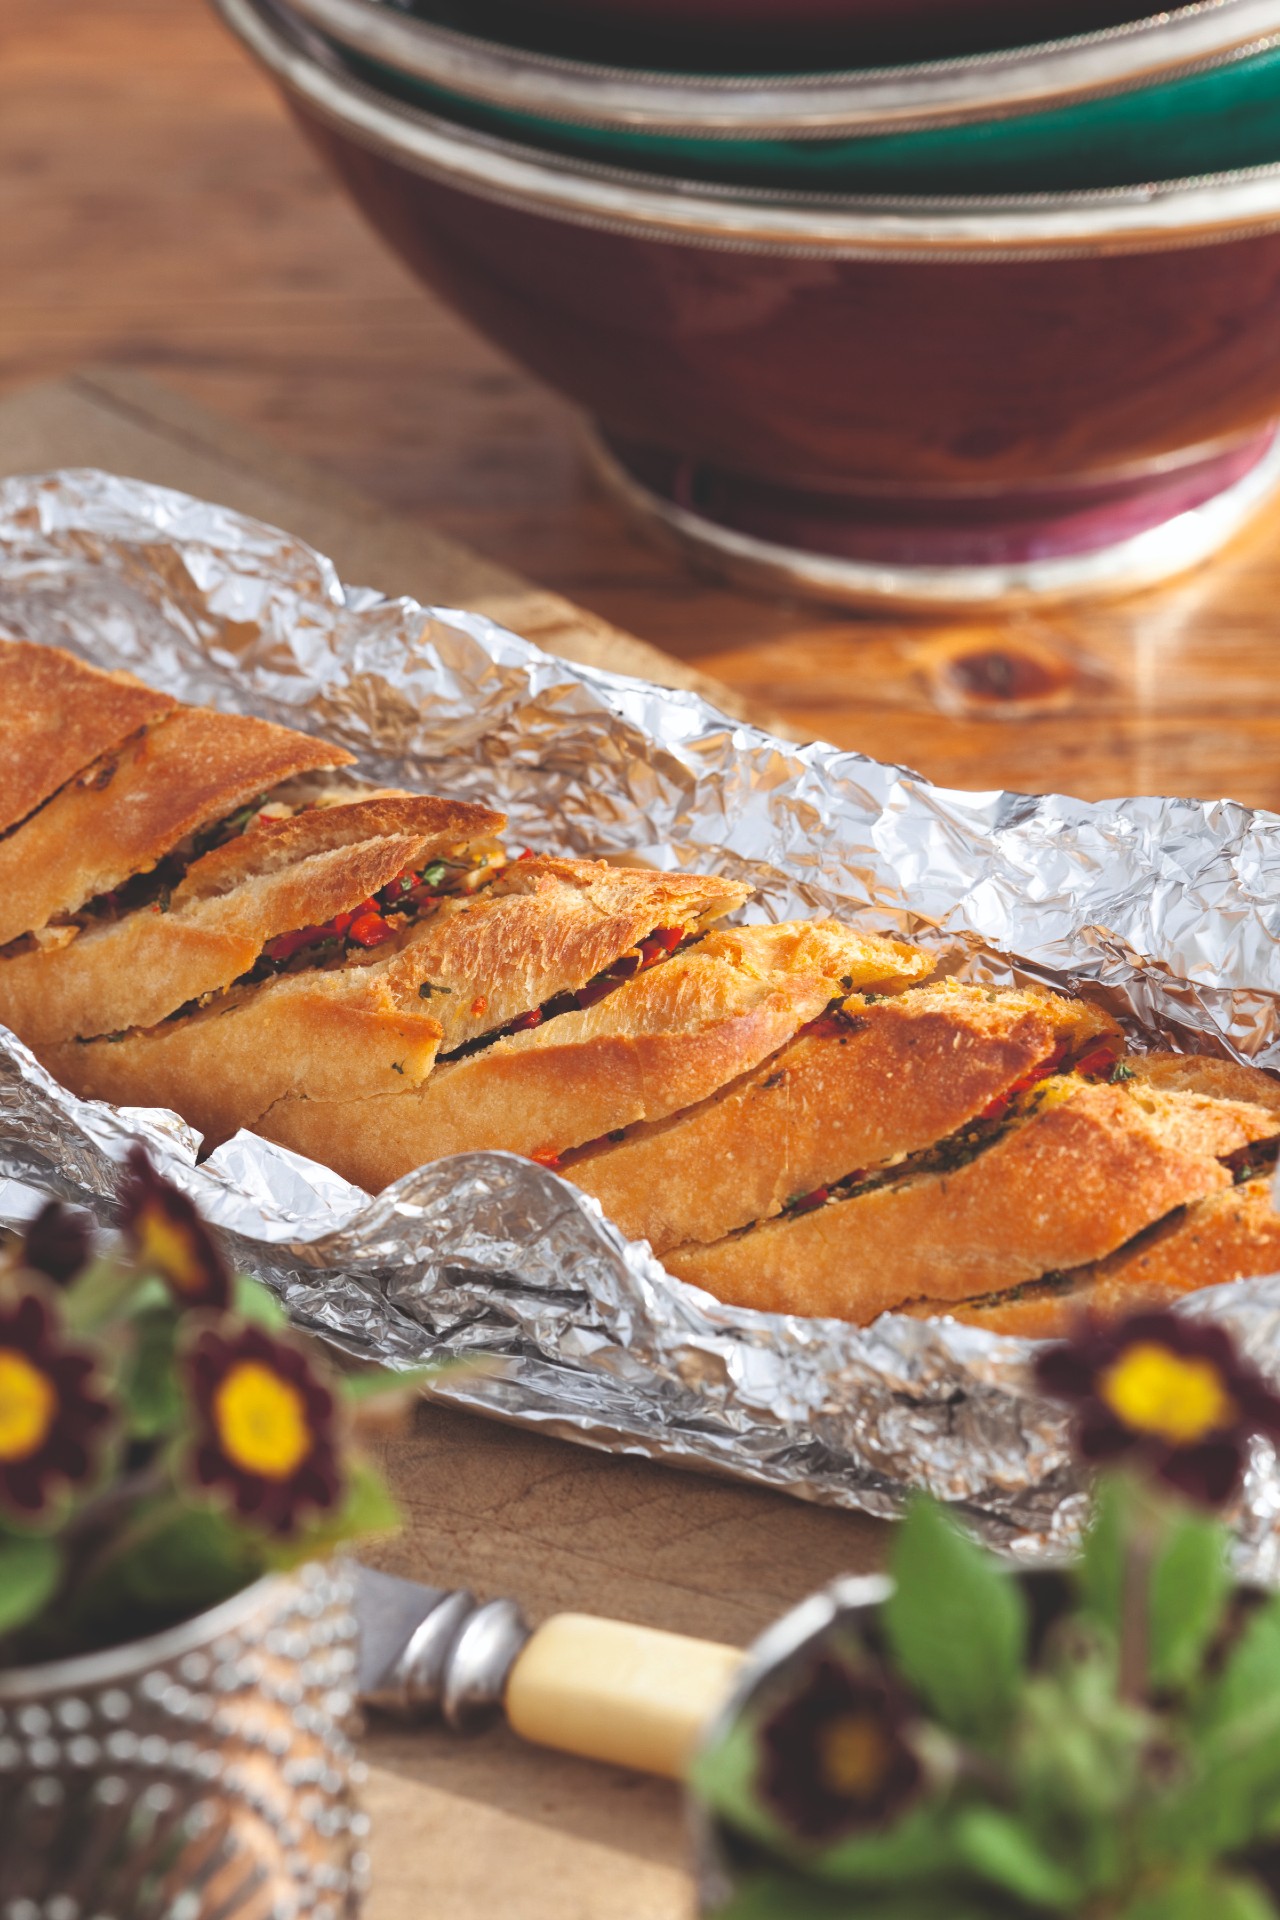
[0,1348,56,1461]
[213,1361,311,1479]
[817,1712,892,1802]
[1100,1342,1237,1446]
[138,1206,206,1294]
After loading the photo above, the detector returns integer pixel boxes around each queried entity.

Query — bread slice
[0,706,353,948]
[47,965,446,1145]
[0,790,505,1045]
[565,980,1117,1256]
[664,1077,1280,1325]
[1123,1050,1280,1115]
[253,919,930,1186]
[1,831,433,1045]
[921,1175,1280,1338]
[173,793,504,903]
[0,636,176,836]
[356,857,755,1057]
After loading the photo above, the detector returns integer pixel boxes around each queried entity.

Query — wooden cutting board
[0,369,887,1920]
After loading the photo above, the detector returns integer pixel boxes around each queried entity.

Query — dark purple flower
[183,1321,342,1535]
[759,1655,923,1844]
[20,1201,92,1286]
[0,1286,114,1516]
[119,1146,230,1311]
[1036,1309,1280,1507]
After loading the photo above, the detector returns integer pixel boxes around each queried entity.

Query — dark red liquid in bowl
[430,0,1159,67]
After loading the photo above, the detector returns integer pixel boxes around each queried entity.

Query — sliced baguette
[252,920,927,1188]
[664,1078,1280,1325]
[0,706,353,948]
[0,636,177,836]
[922,1175,1280,1338]
[566,980,1116,1256]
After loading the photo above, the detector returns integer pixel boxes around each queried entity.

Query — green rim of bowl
[344,37,1280,192]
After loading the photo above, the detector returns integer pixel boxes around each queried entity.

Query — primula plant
[0,1147,402,1665]
[694,1309,1280,1920]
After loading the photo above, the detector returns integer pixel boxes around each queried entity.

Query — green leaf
[339,1363,440,1403]
[1198,1596,1280,1738]
[61,1254,153,1333]
[262,1459,401,1570]
[951,1807,1081,1910]
[233,1273,287,1327]
[1148,1511,1232,1691]
[688,1711,787,1854]
[73,1502,259,1627]
[1077,1473,1126,1639]
[883,1497,1028,1746]
[815,1805,962,1889]
[713,1875,1008,1920]
[121,1307,182,1439]
[1142,1717,1280,1862]
[1118,1868,1278,1920]
[0,1533,62,1637]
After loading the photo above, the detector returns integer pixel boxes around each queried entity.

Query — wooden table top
[5,5,1280,1916]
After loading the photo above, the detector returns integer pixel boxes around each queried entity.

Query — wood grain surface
[7,0,1280,811]
[4,4,1280,1914]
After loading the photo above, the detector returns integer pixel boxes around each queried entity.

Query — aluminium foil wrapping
[2,467,1280,1567]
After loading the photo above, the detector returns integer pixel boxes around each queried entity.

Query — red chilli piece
[574,976,618,1011]
[509,1009,544,1033]
[530,1147,562,1169]
[791,1187,830,1215]
[347,911,394,949]
[1075,1042,1120,1080]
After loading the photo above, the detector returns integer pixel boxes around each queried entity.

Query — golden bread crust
[0,636,176,835]
[175,794,504,902]
[1125,1050,1280,1114]
[0,706,352,946]
[44,968,443,1149]
[254,920,906,1183]
[924,1178,1280,1338]
[0,831,430,1044]
[663,1079,1278,1324]
[567,981,1116,1255]
[366,857,754,1053]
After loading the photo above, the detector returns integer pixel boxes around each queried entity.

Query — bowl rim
[278,0,1280,137]
[221,0,1280,258]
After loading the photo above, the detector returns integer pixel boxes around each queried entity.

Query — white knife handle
[504,1612,745,1779]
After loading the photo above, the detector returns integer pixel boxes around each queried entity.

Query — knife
[354,1563,746,1779]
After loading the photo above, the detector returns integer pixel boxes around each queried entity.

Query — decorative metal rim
[0,1572,286,1697]
[217,0,1280,259]
[585,423,1280,613]
[279,0,1280,138]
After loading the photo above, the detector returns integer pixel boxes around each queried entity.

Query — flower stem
[1118,1497,1161,1704]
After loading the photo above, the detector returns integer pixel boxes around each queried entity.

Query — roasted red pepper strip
[347,911,394,949]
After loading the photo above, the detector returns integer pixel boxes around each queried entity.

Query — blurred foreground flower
[0,1285,112,1518]
[1036,1308,1280,1507]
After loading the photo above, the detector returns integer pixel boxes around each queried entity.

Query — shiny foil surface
[2,467,1280,1566]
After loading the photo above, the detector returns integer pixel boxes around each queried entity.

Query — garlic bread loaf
[5,634,1279,1339]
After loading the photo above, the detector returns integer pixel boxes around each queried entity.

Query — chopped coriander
[390,1061,405,1075]
[419,861,448,889]
[1110,1062,1137,1082]
[418,980,452,999]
